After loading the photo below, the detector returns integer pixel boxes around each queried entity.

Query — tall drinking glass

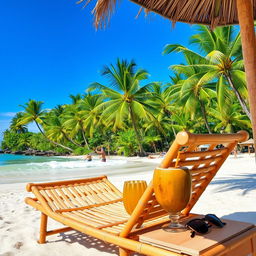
[153,167,191,232]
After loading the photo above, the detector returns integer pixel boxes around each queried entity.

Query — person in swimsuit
[96,146,106,162]
[84,154,92,161]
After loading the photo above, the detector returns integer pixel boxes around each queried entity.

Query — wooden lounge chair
[25,131,248,256]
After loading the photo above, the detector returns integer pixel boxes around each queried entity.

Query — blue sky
[0,0,197,139]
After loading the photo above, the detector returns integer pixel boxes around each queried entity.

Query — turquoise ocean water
[0,154,70,166]
[0,154,127,184]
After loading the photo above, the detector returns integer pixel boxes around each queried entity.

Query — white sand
[0,154,255,256]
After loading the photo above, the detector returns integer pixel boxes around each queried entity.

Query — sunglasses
[186,214,226,238]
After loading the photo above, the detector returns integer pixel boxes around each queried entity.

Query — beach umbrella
[84,0,256,143]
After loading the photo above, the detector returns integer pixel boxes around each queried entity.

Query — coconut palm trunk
[164,109,177,137]
[199,100,212,134]
[81,128,90,149]
[62,132,82,147]
[129,105,145,156]
[225,73,251,120]
[35,121,73,152]
[171,120,177,136]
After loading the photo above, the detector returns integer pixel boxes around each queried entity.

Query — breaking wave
[25,159,127,169]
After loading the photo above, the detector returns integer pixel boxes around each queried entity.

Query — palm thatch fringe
[79,0,256,29]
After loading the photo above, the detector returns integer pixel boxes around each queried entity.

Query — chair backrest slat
[176,155,223,167]
[190,165,216,174]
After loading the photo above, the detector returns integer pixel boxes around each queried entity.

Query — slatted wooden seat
[26,176,130,235]
[25,131,248,256]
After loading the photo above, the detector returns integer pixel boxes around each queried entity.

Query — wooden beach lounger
[25,131,249,256]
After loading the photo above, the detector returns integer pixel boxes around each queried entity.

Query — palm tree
[69,94,82,105]
[19,100,73,152]
[171,111,206,133]
[145,82,177,143]
[78,93,104,138]
[53,105,65,116]
[10,112,28,133]
[163,56,216,134]
[44,114,81,147]
[169,74,216,133]
[147,82,175,120]
[90,59,155,156]
[209,88,251,133]
[63,105,90,149]
[164,25,250,120]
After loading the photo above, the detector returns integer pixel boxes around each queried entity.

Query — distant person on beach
[96,147,106,162]
[84,154,92,162]
[159,152,166,157]
[231,146,238,158]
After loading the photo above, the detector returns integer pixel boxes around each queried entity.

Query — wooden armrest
[26,175,107,192]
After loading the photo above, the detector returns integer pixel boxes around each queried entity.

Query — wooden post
[236,0,256,147]
[38,213,48,244]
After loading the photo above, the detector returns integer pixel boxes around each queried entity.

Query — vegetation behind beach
[1,26,252,156]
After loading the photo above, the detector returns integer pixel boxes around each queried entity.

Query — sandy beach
[0,154,255,256]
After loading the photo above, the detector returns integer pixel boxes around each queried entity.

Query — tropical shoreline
[0,154,255,255]
[0,153,159,185]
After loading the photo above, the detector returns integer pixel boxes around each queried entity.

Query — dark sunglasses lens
[205,214,226,227]
[186,219,209,234]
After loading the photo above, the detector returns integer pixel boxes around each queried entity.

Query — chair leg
[119,247,130,256]
[38,213,48,244]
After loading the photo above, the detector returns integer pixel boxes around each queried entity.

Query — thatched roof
[82,0,256,29]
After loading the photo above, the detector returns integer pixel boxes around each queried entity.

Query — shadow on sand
[222,212,256,224]
[211,173,256,195]
[49,230,141,255]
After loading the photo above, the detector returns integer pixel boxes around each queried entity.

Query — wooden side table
[139,215,256,256]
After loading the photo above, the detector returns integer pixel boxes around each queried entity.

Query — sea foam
[26,159,127,169]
